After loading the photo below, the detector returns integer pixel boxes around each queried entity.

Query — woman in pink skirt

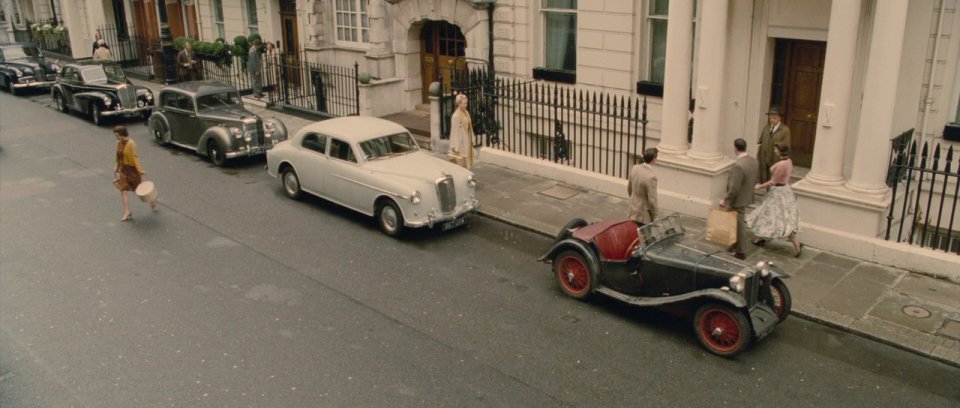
[746,143,802,257]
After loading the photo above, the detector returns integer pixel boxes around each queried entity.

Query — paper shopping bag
[706,208,738,246]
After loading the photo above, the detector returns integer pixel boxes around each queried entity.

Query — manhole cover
[941,319,960,340]
[539,185,580,200]
[902,305,931,319]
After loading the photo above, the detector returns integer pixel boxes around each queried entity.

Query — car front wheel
[770,279,792,322]
[54,92,69,113]
[554,250,593,300]
[152,120,170,145]
[694,303,752,357]
[377,200,404,237]
[281,167,302,199]
[207,140,226,167]
[91,104,104,126]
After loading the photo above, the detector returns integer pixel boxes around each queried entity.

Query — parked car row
[3,47,791,356]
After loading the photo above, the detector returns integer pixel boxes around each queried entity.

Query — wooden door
[280,0,300,87]
[166,0,186,39]
[420,21,465,102]
[772,40,825,168]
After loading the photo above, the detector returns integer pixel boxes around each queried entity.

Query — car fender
[264,117,288,142]
[198,126,232,156]
[539,239,600,269]
[74,91,110,111]
[148,112,170,137]
[685,288,749,309]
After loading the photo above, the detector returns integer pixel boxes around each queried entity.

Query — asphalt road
[1,88,958,408]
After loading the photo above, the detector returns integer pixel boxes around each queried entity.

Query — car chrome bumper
[101,105,154,117]
[12,79,56,89]
[226,144,276,159]
[407,199,480,228]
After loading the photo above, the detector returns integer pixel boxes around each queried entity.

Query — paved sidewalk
[130,78,960,367]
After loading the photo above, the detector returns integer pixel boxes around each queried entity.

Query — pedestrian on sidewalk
[747,143,803,257]
[113,125,156,221]
[628,147,659,225]
[719,138,758,260]
[757,106,791,183]
[448,93,478,169]
[93,41,113,62]
[248,39,264,99]
[177,41,199,82]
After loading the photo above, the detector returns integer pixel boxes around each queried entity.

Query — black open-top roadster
[540,214,791,356]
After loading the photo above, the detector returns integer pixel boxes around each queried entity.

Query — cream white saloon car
[266,116,479,236]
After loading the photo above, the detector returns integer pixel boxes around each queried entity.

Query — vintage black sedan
[540,215,791,357]
[0,42,59,95]
[148,81,287,166]
[51,61,155,125]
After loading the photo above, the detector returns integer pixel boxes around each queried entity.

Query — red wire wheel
[694,303,752,357]
[770,279,792,322]
[553,250,593,300]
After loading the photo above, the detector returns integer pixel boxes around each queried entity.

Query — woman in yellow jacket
[113,125,156,221]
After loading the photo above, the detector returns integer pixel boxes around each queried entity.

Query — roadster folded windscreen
[359,132,420,160]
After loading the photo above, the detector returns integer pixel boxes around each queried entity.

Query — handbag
[706,208,738,246]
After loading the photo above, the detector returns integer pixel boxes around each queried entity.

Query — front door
[420,21,465,102]
[280,0,301,88]
[770,39,825,168]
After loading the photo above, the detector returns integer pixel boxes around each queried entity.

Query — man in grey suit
[720,138,758,260]
[628,148,659,225]
[248,39,263,99]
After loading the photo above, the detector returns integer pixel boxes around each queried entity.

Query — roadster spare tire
[770,279,792,322]
[555,218,588,244]
[553,250,593,300]
[694,303,752,357]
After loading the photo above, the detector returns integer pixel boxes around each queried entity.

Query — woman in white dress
[746,143,803,257]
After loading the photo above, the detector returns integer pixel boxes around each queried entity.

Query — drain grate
[539,185,580,200]
[941,319,960,340]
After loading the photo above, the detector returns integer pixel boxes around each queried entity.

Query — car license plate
[442,217,466,231]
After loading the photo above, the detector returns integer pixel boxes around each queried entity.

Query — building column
[845,0,909,195]
[657,0,694,154]
[4,0,15,31]
[365,0,395,78]
[804,0,863,186]
[687,0,727,161]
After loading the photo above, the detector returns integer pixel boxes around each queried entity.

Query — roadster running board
[595,287,747,308]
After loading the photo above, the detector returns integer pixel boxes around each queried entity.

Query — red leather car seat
[591,221,641,262]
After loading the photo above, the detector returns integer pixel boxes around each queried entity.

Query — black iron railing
[886,135,960,254]
[98,24,157,77]
[441,67,649,179]
[266,56,359,117]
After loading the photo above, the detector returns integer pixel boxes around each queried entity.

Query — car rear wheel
[694,303,752,357]
[770,279,792,322]
[54,92,69,113]
[281,167,302,199]
[377,200,404,237]
[207,140,226,167]
[554,250,593,300]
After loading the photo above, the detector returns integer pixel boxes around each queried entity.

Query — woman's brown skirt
[114,165,142,192]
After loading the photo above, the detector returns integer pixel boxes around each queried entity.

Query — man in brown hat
[757,106,791,183]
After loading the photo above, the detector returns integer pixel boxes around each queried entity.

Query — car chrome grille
[245,120,265,146]
[436,176,456,213]
[745,273,759,306]
[255,118,265,145]
[117,85,137,109]
[35,68,45,81]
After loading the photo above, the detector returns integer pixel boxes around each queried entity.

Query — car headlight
[755,261,770,278]
[13,68,22,77]
[728,274,745,293]
[229,127,242,138]
[410,190,421,204]
[264,121,276,134]
[102,96,112,106]
[145,91,153,101]
[51,63,60,72]
[467,175,477,188]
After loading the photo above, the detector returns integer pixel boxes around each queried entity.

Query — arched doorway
[420,21,465,102]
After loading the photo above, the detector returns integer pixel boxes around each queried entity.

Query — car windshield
[101,64,127,83]
[196,91,242,111]
[638,214,686,247]
[1,46,42,60]
[81,66,109,84]
[359,132,420,161]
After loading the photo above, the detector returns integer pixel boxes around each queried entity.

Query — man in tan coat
[628,148,659,225]
[757,106,791,183]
